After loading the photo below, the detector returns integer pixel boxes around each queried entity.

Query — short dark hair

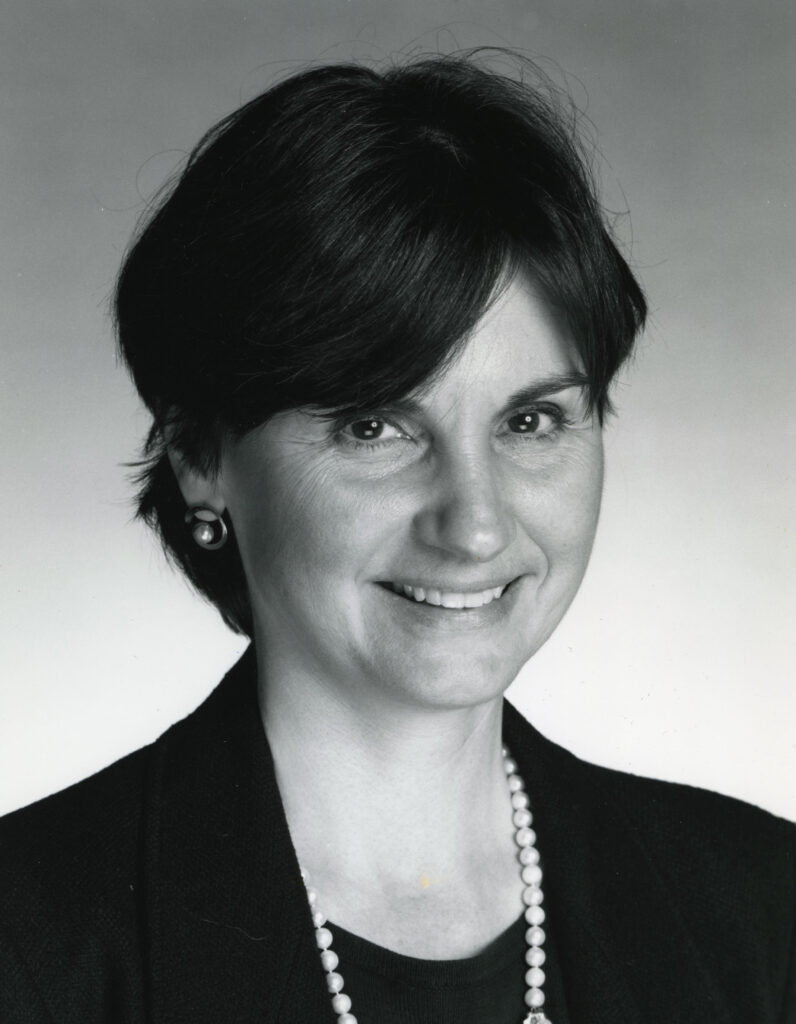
[115,50,647,636]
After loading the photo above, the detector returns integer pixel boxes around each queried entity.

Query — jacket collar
[145,651,731,1023]
[503,701,733,1024]
[146,647,330,1022]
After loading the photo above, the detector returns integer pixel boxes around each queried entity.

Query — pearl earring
[185,507,228,550]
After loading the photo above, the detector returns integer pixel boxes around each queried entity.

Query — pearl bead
[525,905,545,925]
[326,971,344,993]
[306,887,318,906]
[521,850,540,872]
[525,987,545,1008]
[300,868,311,885]
[513,808,533,829]
[193,523,214,545]
[338,1015,358,1024]
[527,926,545,947]
[519,845,538,865]
[507,774,524,793]
[526,946,546,967]
[320,949,339,972]
[515,827,536,848]
[503,757,517,774]
[315,927,333,950]
[522,863,542,886]
[522,885,541,906]
[312,908,326,927]
[511,791,529,810]
[524,886,543,907]
[332,993,352,1014]
[525,966,545,988]
[523,903,545,928]
[522,864,540,888]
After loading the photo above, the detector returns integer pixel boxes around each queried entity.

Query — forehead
[416,275,578,412]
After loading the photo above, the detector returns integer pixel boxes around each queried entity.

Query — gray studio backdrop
[2,0,794,817]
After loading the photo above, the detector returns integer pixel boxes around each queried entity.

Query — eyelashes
[332,404,573,453]
[340,417,412,446]
[505,407,568,438]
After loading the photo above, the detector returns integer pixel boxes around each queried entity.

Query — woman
[1,52,794,1024]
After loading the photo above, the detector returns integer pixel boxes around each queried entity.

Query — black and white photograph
[1,2,794,1021]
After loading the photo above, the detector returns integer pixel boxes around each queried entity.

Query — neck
[261,660,509,860]
[256,651,521,954]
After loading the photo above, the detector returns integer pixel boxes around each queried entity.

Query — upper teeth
[391,583,508,608]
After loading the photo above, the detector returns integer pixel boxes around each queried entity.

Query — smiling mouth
[381,580,515,609]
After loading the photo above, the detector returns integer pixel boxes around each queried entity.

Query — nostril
[416,504,514,563]
[410,458,515,562]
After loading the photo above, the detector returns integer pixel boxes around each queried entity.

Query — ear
[167,446,226,516]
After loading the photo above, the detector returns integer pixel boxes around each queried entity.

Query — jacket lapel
[503,701,733,1024]
[144,649,332,1023]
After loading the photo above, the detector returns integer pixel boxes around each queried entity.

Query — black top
[326,912,548,1024]
[0,647,794,1024]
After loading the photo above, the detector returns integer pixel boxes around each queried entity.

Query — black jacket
[1,649,794,1023]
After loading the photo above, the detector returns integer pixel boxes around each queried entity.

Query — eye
[506,409,559,436]
[349,418,390,440]
[339,416,411,445]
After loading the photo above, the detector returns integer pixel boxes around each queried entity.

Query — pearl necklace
[300,745,552,1024]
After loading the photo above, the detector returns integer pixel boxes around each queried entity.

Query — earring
[185,506,228,550]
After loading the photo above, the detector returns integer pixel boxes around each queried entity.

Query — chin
[376,645,530,712]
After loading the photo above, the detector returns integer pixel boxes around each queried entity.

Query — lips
[385,581,511,609]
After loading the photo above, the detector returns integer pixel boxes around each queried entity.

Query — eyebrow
[318,371,591,422]
[500,371,591,412]
[400,372,591,417]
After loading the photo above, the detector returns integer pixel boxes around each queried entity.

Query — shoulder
[0,652,254,924]
[0,665,240,885]
[582,747,796,882]
[0,657,254,1021]
[509,703,796,947]
[505,703,796,1018]
[0,741,153,939]
[0,743,155,1021]
[506,699,796,867]
[2,736,151,823]
[583,756,796,1015]
[505,701,795,915]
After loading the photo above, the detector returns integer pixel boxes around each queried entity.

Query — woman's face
[218,276,604,710]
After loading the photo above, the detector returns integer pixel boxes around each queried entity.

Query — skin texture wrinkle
[169,274,604,956]
[175,274,603,717]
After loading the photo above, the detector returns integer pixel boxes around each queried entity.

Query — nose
[413,451,515,563]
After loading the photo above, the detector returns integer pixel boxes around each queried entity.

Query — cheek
[561,441,604,562]
[569,439,603,524]
[516,436,603,562]
[227,458,403,596]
